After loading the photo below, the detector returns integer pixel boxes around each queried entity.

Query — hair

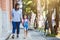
[23,14,28,19]
[15,3,20,10]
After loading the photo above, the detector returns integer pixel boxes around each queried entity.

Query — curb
[5,34,11,40]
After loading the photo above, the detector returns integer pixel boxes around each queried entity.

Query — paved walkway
[8,29,32,40]
[8,29,60,40]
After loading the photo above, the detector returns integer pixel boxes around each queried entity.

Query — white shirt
[12,9,22,22]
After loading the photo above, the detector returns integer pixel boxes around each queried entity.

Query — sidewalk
[8,28,60,40]
[8,29,32,40]
[7,23,60,40]
[8,29,46,40]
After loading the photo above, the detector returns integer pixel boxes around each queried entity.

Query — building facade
[0,0,22,40]
[0,0,12,40]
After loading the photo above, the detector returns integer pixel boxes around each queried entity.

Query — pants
[12,21,20,34]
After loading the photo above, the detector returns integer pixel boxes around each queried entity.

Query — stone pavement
[8,29,60,40]
[8,29,32,40]
[29,30,60,40]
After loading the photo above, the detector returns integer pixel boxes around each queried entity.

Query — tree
[22,0,37,15]
[46,0,60,34]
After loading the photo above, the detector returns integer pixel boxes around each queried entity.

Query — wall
[0,0,12,40]
[0,0,2,40]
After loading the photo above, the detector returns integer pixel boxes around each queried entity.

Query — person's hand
[10,15,12,22]
[10,19,12,22]
[22,19,24,25]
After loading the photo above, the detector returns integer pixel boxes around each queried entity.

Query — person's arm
[22,19,24,25]
[10,9,14,22]
[28,19,29,27]
[10,12,12,20]
[20,9,22,19]
[20,9,22,22]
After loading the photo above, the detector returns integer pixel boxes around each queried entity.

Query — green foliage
[22,0,37,15]
[47,34,56,37]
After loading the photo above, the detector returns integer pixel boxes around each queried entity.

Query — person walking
[44,19,49,36]
[22,15,29,39]
[11,3,22,39]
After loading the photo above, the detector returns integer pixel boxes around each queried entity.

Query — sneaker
[12,35,14,39]
[17,34,19,38]
[24,37,26,39]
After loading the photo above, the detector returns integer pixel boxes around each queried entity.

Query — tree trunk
[55,6,59,34]
[47,10,53,34]
[37,0,43,28]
